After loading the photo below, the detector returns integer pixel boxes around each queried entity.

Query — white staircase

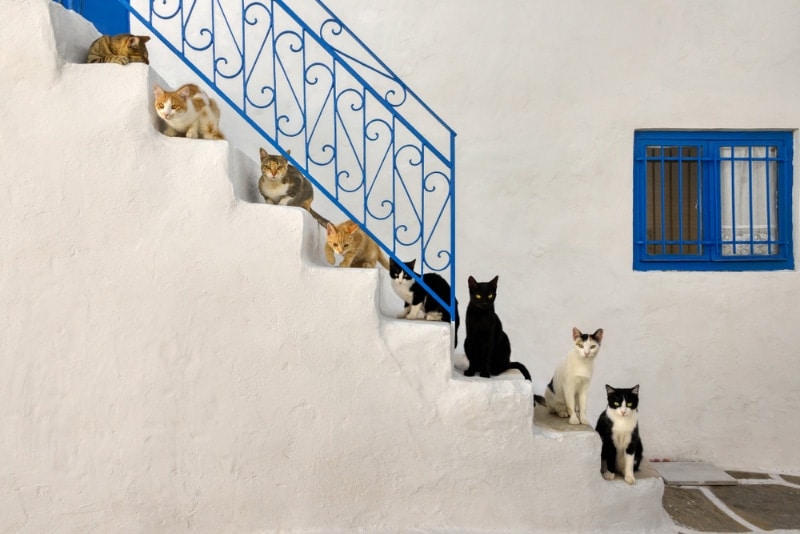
[0,1,671,532]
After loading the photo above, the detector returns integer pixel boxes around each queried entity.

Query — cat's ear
[342,221,359,234]
[605,384,615,395]
[592,328,604,343]
[139,35,151,43]
[489,275,498,291]
[572,327,583,340]
[259,148,268,161]
[127,36,139,47]
[467,276,477,290]
[406,259,416,270]
[631,384,639,395]
[326,222,336,236]
[177,85,193,99]
[286,149,291,156]
[153,84,164,98]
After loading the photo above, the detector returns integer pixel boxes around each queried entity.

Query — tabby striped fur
[86,34,150,65]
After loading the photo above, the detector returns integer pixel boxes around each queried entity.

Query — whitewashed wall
[135,0,800,473]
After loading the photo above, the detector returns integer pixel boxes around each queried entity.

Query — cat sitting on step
[463,276,531,380]
[389,258,459,347]
[258,148,329,227]
[153,83,225,140]
[325,220,389,269]
[86,34,150,65]
[595,384,644,484]
[543,327,603,425]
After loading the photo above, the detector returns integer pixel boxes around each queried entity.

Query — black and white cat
[595,384,644,485]
[463,276,531,380]
[389,258,459,347]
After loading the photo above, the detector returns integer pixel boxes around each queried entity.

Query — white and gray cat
[543,327,603,425]
[595,384,643,484]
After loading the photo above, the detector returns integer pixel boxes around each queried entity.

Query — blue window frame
[633,131,794,271]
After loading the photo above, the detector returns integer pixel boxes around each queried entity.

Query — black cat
[389,258,460,347]
[463,275,531,380]
[595,384,644,484]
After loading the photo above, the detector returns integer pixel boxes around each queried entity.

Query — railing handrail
[88,0,457,318]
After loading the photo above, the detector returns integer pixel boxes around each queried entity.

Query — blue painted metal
[55,0,130,34]
[87,0,457,317]
[633,130,793,271]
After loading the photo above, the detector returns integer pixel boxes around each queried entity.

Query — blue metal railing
[61,0,457,318]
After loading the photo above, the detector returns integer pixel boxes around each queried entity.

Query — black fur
[389,258,460,347]
[595,385,643,476]
[463,275,531,380]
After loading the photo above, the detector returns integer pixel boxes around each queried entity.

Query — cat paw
[602,471,616,481]
[568,416,580,425]
[396,312,408,319]
[464,369,476,377]
[479,372,490,378]
[425,311,443,321]
[186,130,199,139]
[625,475,636,485]
[556,410,569,418]
[579,416,590,425]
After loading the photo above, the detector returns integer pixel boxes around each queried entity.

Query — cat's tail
[507,361,531,381]
[377,251,390,270]
[453,302,460,348]
[307,207,331,228]
[507,361,545,405]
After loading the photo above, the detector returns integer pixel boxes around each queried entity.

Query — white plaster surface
[0,2,675,532]
[127,0,800,475]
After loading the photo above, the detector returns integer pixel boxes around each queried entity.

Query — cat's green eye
[627,403,633,407]
[476,295,482,299]
[613,402,620,406]
[488,294,494,299]
[577,342,584,348]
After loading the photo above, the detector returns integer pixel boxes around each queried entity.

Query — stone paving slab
[654,462,737,486]
[710,484,800,531]
[663,486,749,532]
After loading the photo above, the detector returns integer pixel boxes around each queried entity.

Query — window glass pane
[645,146,702,256]
[719,146,779,256]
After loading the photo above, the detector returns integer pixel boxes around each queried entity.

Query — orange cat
[325,220,389,269]
[153,83,225,140]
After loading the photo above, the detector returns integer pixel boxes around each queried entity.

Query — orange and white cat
[153,83,224,140]
[325,220,389,269]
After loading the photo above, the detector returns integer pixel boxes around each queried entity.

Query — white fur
[607,406,639,484]
[155,87,220,139]
[391,274,424,319]
[544,329,602,425]
[261,180,291,204]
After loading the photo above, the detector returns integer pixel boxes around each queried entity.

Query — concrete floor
[662,470,800,533]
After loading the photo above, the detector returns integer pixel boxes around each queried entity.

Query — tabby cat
[595,384,644,484]
[543,327,603,425]
[258,148,329,227]
[86,34,150,65]
[389,258,460,347]
[463,276,531,380]
[153,83,225,140]
[325,220,389,269]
